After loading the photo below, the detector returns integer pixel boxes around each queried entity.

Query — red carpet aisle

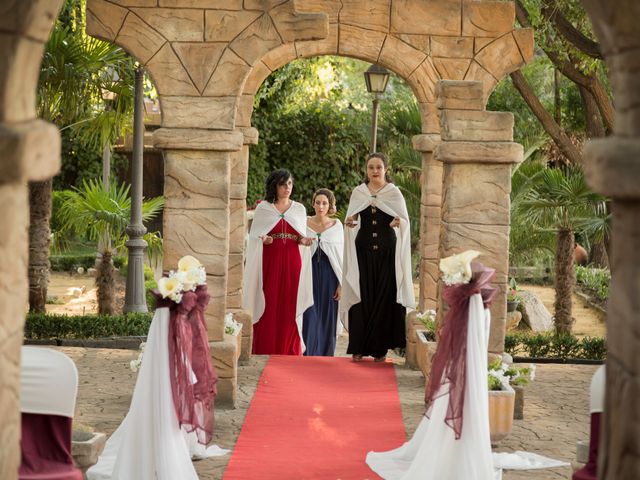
[223,356,406,480]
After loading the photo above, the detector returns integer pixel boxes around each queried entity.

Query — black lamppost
[363,64,390,153]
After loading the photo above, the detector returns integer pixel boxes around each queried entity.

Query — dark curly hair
[265,169,293,203]
[312,188,337,216]
[364,152,393,184]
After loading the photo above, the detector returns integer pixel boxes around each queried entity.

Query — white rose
[439,250,481,285]
[157,276,183,301]
[178,255,202,273]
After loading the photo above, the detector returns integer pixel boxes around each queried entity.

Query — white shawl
[242,200,313,351]
[340,183,415,314]
[307,220,345,333]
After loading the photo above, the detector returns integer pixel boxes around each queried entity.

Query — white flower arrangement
[224,312,242,336]
[416,309,436,323]
[157,255,207,303]
[129,341,146,373]
[488,359,536,391]
[439,250,481,286]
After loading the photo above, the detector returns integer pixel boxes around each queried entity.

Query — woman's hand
[260,235,273,245]
[299,237,313,247]
[333,285,342,301]
[345,215,358,228]
[389,217,401,228]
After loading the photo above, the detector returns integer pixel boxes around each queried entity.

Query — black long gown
[347,205,406,357]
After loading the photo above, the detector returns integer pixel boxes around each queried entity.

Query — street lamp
[363,64,390,153]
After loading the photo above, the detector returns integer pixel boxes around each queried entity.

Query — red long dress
[252,219,302,355]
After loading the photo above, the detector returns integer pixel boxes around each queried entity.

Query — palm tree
[31,2,135,312]
[517,166,608,333]
[57,179,164,314]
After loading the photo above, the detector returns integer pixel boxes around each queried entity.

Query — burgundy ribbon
[424,263,497,439]
[153,285,218,445]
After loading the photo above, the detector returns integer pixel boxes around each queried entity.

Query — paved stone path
[58,336,596,480]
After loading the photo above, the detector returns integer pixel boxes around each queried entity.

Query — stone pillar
[227,127,258,363]
[580,2,640,475]
[434,80,523,356]
[154,127,243,407]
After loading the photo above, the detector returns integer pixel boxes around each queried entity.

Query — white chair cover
[589,365,605,414]
[21,346,78,417]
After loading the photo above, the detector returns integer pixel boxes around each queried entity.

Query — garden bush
[505,332,606,361]
[50,253,125,271]
[575,265,610,301]
[25,312,152,339]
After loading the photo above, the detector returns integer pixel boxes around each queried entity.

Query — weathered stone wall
[0,0,63,476]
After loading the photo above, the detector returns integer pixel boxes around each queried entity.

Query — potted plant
[415,310,437,379]
[487,359,536,442]
[71,424,106,472]
[507,278,520,312]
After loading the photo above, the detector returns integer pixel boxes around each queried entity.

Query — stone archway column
[405,133,442,369]
[227,127,258,363]
[435,80,522,356]
[154,127,242,407]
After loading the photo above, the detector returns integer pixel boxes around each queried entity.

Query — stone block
[519,290,554,333]
[391,0,461,36]
[487,282,507,354]
[441,163,511,224]
[463,60,498,101]
[379,35,427,80]
[132,8,204,42]
[435,141,523,164]
[338,24,386,61]
[439,222,509,283]
[243,61,272,95]
[153,128,244,151]
[439,110,514,142]
[173,43,226,93]
[513,28,535,65]
[419,258,439,306]
[235,94,254,128]
[417,102,440,134]
[0,34,45,123]
[163,209,229,276]
[340,0,390,33]
[204,10,262,42]
[226,253,244,304]
[71,431,106,472]
[205,274,227,341]
[245,0,291,9]
[433,58,471,81]
[161,96,236,130]
[229,14,281,65]
[0,0,62,41]
[229,201,247,251]
[86,0,127,42]
[435,80,484,110]
[108,0,156,5]
[474,32,527,81]
[260,43,297,71]
[431,36,474,58]
[269,2,328,43]
[116,12,166,65]
[294,0,341,23]
[408,58,440,103]
[412,134,440,153]
[160,0,242,7]
[506,310,522,332]
[0,120,60,184]
[462,1,515,37]
[240,128,259,145]
[295,21,338,57]
[147,44,199,96]
[204,48,251,97]
[396,34,430,54]
[210,336,238,407]
[163,150,230,210]
[475,37,493,53]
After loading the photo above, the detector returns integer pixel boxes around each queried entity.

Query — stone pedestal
[435,80,522,356]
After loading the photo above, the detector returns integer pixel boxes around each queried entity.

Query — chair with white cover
[19,346,83,480]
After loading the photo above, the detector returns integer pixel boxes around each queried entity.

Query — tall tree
[31,0,134,312]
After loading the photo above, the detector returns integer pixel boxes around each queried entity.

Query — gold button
[371,207,377,213]
[373,245,378,250]
[372,220,377,225]
[372,232,378,237]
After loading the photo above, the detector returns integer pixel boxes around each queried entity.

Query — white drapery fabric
[87,307,227,480]
[341,183,415,315]
[242,200,313,351]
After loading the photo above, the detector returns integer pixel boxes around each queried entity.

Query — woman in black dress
[342,153,415,362]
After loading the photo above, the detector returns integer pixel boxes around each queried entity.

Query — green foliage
[575,265,610,301]
[24,312,153,339]
[49,253,124,271]
[504,332,606,360]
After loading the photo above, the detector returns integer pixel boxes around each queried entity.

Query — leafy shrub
[575,265,610,301]
[25,312,152,339]
[578,336,607,360]
[504,332,606,360]
[50,253,124,271]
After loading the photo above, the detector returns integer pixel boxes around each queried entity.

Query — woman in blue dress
[302,189,344,356]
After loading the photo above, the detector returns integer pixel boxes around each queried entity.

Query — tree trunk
[96,250,116,315]
[28,179,53,313]
[579,86,606,139]
[554,68,562,126]
[590,238,610,268]
[554,228,575,333]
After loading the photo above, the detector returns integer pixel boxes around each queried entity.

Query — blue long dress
[302,243,339,356]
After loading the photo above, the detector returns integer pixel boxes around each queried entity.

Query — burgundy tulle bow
[154,285,218,445]
[424,263,497,439]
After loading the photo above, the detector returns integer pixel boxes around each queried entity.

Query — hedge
[50,254,125,272]
[25,312,153,339]
[504,332,606,361]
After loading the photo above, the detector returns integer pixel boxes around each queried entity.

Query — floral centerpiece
[488,358,536,391]
[416,309,437,341]
[224,312,242,336]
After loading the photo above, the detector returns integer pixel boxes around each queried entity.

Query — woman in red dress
[243,169,313,355]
